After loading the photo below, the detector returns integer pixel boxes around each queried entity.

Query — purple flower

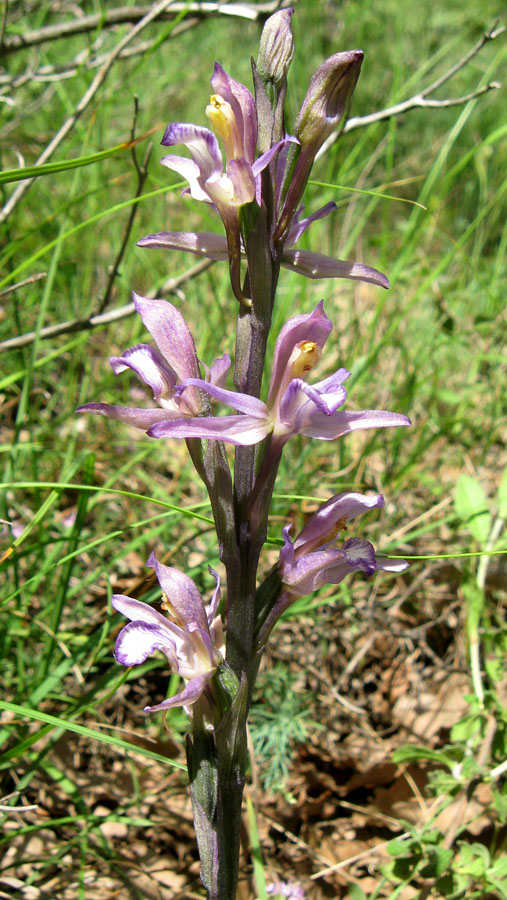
[256,492,408,649]
[112,552,223,713]
[77,292,230,432]
[279,491,409,597]
[148,301,410,447]
[157,64,285,303]
[138,62,389,293]
[266,881,306,900]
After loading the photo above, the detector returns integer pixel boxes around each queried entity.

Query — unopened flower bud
[295,50,363,152]
[256,7,295,86]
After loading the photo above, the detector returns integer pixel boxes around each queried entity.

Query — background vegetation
[0,0,505,897]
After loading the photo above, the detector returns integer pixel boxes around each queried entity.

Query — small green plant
[249,664,318,792]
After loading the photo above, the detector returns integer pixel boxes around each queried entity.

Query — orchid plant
[79,9,410,898]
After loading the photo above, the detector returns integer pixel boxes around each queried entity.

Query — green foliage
[0,0,505,894]
[249,665,317,792]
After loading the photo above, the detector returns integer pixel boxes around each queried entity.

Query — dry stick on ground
[0,0,180,226]
[0,259,214,351]
[0,1,282,53]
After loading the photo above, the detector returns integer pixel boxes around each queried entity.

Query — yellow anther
[288,340,322,379]
[206,94,243,160]
[160,592,185,626]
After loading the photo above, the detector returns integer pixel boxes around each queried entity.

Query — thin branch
[0,272,46,299]
[343,82,500,132]
[0,0,179,226]
[317,22,504,158]
[96,100,152,316]
[0,259,214,351]
[418,20,505,97]
[0,26,196,93]
[1,1,282,53]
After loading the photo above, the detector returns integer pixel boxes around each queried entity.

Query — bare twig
[0,0,178,226]
[0,259,214,351]
[96,99,152,316]
[0,26,196,93]
[317,22,504,158]
[1,1,282,53]
[0,272,46,299]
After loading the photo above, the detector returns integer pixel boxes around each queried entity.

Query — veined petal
[179,377,268,417]
[110,344,177,399]
[342,537,377,574]
[251,138,296,179]
[294,492,384,551]
[211,63,257,163]
[282,546,348,595]
[205,353,231,387]
[114,620,179,667]
[160,154,211,202]
[301,409,411,441]
[281,249,390,289]
[76,402,180,430]
[144,672,213,713]
[161,123,223,182]
[138,230,229,261]
[148,414,272,446]
[147,552,209,634]
[112,593,177,630]
[226,157,256,205]
[267,301,333,409]
[276,378,347,437]
[285,202,338,246]
[132,294,200,382]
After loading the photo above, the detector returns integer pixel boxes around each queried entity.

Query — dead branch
[0,0,181,226]
[0,272,46,299]
[0,259,214,352]
[317,22,504,157]
[0,26,196,93]
[1,1,283,53]
[97,100,152,316]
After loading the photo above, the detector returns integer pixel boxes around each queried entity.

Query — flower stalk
[78,10,411,899]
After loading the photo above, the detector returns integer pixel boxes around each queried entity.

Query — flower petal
[148,414,272,446]
[147,552,209,633]
[76,402,179,430]
[144,672,213,713]
[114,620,178,666]
[281,249,389,289]
[205,353,231,387]
[110,344,177,399]
[285,201,338,246]
[211,63,258,163]
[206,566,221,623]
[267,301,333,409]
[138,230,229,261]
[294,492,384,551]
[161,123,223,182]
[301,408,411,441]
[132,293,200,382]
[376,557,410,573]
[342,538,377,574]
[179,377,268,417]
[160,154,211,202]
